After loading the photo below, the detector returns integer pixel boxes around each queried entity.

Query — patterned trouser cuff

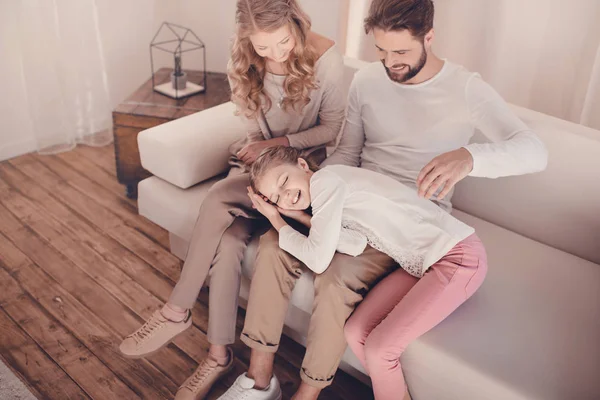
[300,367,335,389]
[240,332,279,353]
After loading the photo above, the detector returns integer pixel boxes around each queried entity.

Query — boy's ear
[298,157,309,171]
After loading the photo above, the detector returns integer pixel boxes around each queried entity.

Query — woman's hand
[247,187,287,230]
[237,137,290,165]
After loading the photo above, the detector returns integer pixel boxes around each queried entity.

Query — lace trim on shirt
[341,218,425,278]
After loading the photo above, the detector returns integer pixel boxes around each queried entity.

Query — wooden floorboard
[0,306,90,400]
[0,145,374,400]
[0,254,136,400]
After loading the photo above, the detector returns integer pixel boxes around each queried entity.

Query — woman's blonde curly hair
[228,0,318,119]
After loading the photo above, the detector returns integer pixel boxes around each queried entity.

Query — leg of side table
[125,182,138,199]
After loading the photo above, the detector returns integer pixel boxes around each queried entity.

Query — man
[220,0,547,399]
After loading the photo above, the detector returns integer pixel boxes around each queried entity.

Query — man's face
[373,28,430,84]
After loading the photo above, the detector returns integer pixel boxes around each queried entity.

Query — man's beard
[382,44,428,83]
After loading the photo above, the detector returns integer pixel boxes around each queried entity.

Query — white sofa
[137,58,600,400]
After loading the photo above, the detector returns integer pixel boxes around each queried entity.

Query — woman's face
[256,159,312,211]
[249,24,296,63]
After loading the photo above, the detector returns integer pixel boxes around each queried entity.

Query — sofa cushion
[404,210,600,400]
[138,102,248,189]
[138,175,222,240]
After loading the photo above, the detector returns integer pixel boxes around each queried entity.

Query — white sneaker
[217,373,281,400]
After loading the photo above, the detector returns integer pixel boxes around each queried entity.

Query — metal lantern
[150,22,207,99]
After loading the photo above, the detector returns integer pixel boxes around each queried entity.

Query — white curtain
[344,0,600,131]
[18,0,112,154]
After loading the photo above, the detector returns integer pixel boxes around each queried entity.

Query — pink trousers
[344,234,488,400]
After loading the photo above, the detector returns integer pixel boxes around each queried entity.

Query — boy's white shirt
[278,166,474,276]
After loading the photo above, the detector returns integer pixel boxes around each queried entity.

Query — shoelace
[132,314,164,344]
[186,360,216,391]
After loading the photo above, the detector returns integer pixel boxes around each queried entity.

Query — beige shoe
[119,309,191,358]
[175,348,235,400]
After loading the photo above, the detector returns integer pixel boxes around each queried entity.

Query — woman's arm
[285,54,346,149]
[322,77,365,167]
[235,110,291,164]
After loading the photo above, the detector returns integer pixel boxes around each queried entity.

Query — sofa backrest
[340,58,600,265]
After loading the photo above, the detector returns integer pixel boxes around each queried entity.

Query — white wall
[95,0,175,109]
[433,0,600,127]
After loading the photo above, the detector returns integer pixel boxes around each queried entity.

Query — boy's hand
[247,187,280,221]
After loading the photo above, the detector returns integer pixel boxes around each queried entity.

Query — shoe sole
[119,323,192,359]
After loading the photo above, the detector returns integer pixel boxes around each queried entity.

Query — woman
[118,1,345,398]
[247,146,488,400]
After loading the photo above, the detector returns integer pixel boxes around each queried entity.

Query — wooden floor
[0,145,374,400]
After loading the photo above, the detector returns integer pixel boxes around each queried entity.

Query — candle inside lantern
[171,54,188,90]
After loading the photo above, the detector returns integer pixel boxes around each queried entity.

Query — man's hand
[417,148,474,200]
[247,187,287,230]
[237,137,290,165]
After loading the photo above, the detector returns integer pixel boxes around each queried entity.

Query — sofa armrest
[138,101,246,189]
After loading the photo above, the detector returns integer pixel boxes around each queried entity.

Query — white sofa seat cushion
[138,175,222,240]
[404,210,600,400]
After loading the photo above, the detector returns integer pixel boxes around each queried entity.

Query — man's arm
[463,75,548,178]
[418,74,548,199]
[321,78,365,167]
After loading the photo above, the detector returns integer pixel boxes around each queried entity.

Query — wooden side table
[113,69,231,198]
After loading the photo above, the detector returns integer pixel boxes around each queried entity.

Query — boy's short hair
[249,145,318,195]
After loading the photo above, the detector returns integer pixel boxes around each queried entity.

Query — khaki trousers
[169,172,264,345]
[241,228,397,388]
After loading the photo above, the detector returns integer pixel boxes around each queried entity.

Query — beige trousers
[169,172,264,345]
[241,228,397,389]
